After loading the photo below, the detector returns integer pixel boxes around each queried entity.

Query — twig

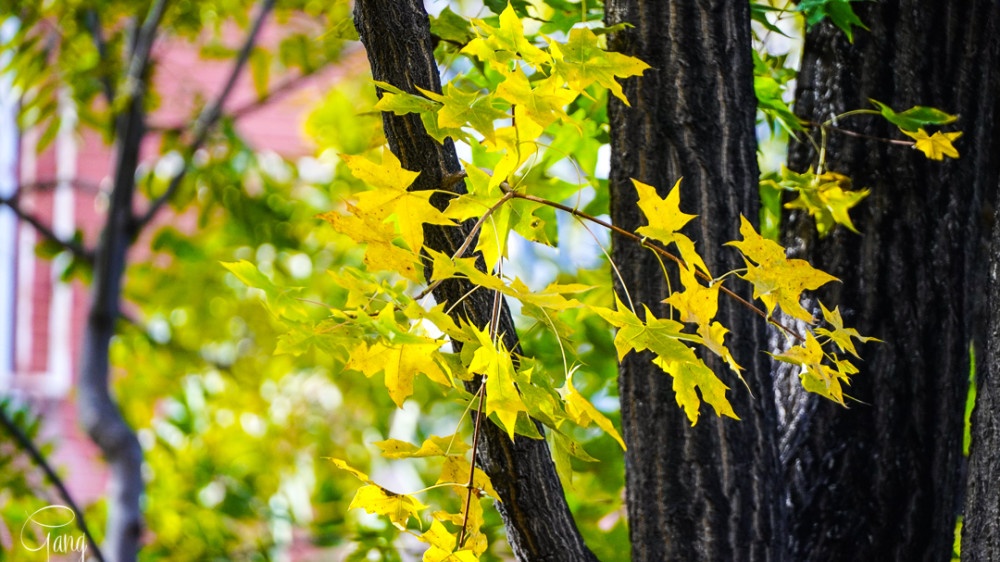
[458,275,504,547]
[458,381,487,547]
[0,404,106,562]
[0,194,94,263]
[413,189,514,301]
[804,120,914,147]
[134,0,277,230]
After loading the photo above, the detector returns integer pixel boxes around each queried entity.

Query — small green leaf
[870,99,958,132]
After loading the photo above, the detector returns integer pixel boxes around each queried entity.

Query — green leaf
[797,0,868,42]
[870,99,958,132]
[431,6,474,44]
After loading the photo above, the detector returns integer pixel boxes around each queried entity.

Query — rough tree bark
[782,3,1000,561]
[352,2,596,561]
[969,205,1000,560]
[605,1,783,560]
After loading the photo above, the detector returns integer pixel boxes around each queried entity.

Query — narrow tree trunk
[78,95,145,562]
[352,2,596,560]
[783,3,1000,561]
[605,2,782,560]
[966,176,1000,558]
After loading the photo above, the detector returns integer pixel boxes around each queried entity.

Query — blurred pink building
[0,21,363,507]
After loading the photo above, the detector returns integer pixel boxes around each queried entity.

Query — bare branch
[135,0,277,231]
[0,403,106,562]
[0,193,94,263]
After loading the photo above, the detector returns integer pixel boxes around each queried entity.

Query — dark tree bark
[353,2,596,561]
[782,3,1000,561]
[605,2,783,561]
[962,205,1000,562]
[968,206,1000,560]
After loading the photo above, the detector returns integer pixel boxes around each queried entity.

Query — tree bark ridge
[606,1,783,560]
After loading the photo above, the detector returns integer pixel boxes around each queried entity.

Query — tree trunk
[605,2,782,560]
[966,176,1000,558]
[352,2,596,560]
[78,92,145,562]
[783,3,1000,561]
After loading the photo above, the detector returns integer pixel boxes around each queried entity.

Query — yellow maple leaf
[461,4,551,69]
[901,128,962,160]
[319,206,422,282]
[633,178,710,274]
[654,355,737,425]
[495,68,576,130]
[342,149,453,253]
[341,149,419,191]
[328,457,372,483]
[633,178,696,244]
[815,303,880,358]
[727,216,838,322]
[436,456,500,501]
[663,264,718,327]
[663,265,742,375]
[560,371,626,449]
[374,435,470,459]
[467,326,527,440]
[347,338,452,407]
[550,27,650,103]
[418,520,481,562]
[433,501,488,555]
[772,332,852,405]
[349,484,427,529]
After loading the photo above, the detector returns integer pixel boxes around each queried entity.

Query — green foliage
[796,0,868,41]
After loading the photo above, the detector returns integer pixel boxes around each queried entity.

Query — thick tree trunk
[352,2,596,561]
[968,208,1000,560]
[605,2,782,561]
[783,3,1000,561]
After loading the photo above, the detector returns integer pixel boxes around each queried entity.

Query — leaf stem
[804,120,914,147]
[458,377,485,547]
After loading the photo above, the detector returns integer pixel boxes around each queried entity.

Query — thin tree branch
[0,403,106,562]
[121,0,168,103]
[803,120,915,146]
[134,0,277,231]
[0,193,94,263]
[84,9,116,104]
